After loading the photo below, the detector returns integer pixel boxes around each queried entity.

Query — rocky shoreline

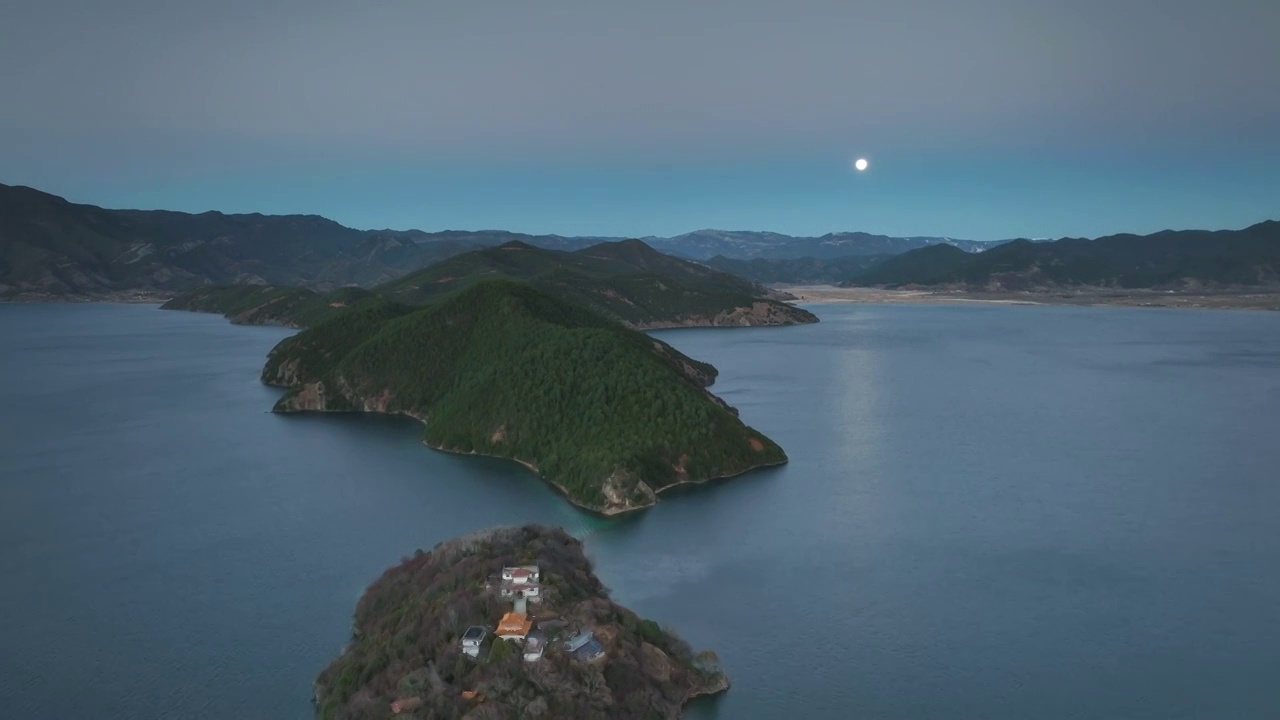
[268,375,785,517]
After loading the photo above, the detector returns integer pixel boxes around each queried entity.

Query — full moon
[855,158,869,172]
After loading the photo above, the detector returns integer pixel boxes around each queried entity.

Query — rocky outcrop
[640,300,817,329]
[649,341,718,389]
[599,470,658,515]
[687,670,731,700]
[276,381,328,412]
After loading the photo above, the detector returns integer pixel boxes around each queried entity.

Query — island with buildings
[315,525,727,719]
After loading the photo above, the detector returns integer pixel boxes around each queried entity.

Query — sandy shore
[779,285,1280,311]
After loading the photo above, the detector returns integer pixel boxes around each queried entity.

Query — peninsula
[263,280,786,514]
[315,525,728,720]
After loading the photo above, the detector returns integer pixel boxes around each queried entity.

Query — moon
[855,158,869,172]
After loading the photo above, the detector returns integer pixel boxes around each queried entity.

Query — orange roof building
[390,697,423,713]
[495,612,533,640]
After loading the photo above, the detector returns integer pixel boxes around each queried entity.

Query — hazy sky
[2,0,1277,239]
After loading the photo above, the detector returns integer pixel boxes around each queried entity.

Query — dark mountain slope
[0,182,1004,300]
[705,254,892,285]
[0,183,466,297]
[843,221,1280,290]
[361,239,817,328]
[850,244,972,286]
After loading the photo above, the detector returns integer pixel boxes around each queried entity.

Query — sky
[1,0,1277,240]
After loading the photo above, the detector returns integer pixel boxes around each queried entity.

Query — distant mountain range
[0,183,611,299]
[3,182,1275,298]
[643,230,998,260]
[843,222,1280,290]
[0,182,993,299]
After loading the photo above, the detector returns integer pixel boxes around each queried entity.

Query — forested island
[264,280,786,514]
[162,239,816,329]
[316,525,727,720]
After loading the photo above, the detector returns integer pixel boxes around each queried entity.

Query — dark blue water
[2,302,1278,719]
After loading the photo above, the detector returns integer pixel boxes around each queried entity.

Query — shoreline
[777,285,1280,312]
[0,296,168,306]
[269,401,780,517]
[423,437,787,518]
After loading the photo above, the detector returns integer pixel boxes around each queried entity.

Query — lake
[2,302,1279,719]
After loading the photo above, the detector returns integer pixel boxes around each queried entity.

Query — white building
[523,632,546,662]
[460,625,486,658]
[501,566,540,584]
[500,565,543,602]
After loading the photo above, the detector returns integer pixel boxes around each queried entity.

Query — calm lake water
[2,302,1279,719]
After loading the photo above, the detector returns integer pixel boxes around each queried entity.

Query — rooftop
[565,630,595,652]
[573,638,605,660]
[461,625,486,640]
[496,612,532,636]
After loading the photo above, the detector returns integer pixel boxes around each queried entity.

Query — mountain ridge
[7,182,1274,298]
[843,221,1280,290]
[0,182,993,299]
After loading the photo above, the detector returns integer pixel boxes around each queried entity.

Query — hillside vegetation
[161,285,377,327]
[315,525,727,720]
[374,239,815,328]
[263,280,786,513]
[164,239,817,329]
[845,221,1280,290]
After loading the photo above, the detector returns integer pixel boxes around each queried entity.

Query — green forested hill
[373,239,816,327]
[160,285,376,327]
[316,525,728,720]
[263,280,786,513]
[163,238,817,329]
[845,221,1280,289]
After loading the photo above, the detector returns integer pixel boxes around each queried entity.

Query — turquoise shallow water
[2,302,1279,719]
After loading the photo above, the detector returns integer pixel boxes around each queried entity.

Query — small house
[523,631,546,662]
[500,580,542,602]
[501,565,540,584]
[500,566,543,602]
[496,612,532,641]
[461,625,487,657]
[565,630,604,661]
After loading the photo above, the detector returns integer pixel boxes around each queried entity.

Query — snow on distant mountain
[646,229,1001,260]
